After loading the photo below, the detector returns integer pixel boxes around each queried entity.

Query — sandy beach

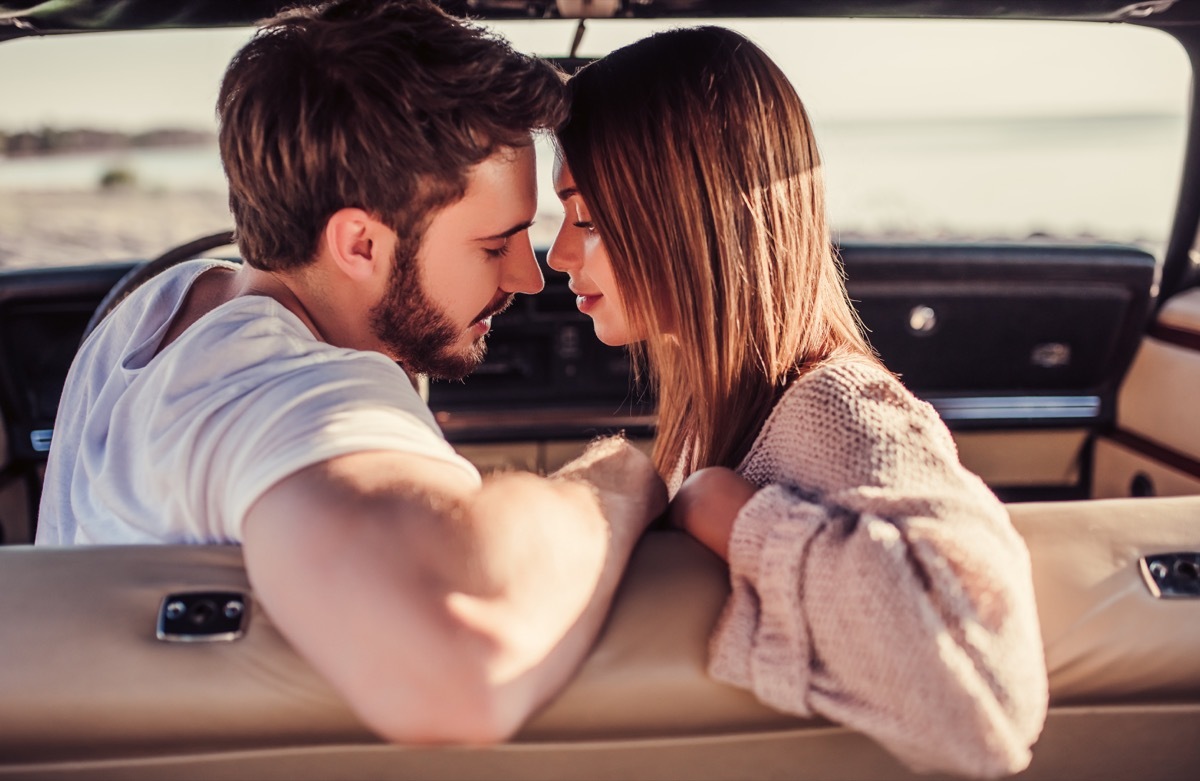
[0,189,234,270]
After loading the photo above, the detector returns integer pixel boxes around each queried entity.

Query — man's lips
[470,294,515,333]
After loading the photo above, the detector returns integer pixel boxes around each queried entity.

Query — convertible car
[1,0,1198,778]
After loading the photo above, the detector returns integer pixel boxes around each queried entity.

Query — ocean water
[817,114,1185,250]
[0,113,1187,267]
[0,144,228,192]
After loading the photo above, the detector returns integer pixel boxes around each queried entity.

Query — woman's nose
[547,221,578,272]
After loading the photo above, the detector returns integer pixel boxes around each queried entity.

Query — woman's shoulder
[778,354,928,421]
[739,353,972,498]
[746,353,953,472]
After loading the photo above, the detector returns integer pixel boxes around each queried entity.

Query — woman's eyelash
[485,240,511,258]
[574,221,597,233]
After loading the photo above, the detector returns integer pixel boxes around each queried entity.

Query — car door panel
[2,497,1198,779]
[840,243,1155,500]
[951,428,1088,493]
[842,244,1154,421]
[1094,288,1200,499]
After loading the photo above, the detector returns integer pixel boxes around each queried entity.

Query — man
[37,0,666,745]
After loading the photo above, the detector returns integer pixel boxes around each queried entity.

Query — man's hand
[551,436,668,547]
[668,466,759,560]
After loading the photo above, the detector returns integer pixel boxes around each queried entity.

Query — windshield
[0,18,1189,268]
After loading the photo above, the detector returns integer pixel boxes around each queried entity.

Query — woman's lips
[576,293,602,314]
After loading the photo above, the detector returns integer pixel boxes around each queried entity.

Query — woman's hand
[668,467,759,560]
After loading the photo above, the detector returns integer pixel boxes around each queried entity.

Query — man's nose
[500,236,544,295]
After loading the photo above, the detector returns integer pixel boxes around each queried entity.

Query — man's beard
[369,243,513,381]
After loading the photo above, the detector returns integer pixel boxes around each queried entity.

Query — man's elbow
[358,681,527,746]
[344,634,534,747]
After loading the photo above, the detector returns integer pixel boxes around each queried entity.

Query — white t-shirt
[37,259,480,545]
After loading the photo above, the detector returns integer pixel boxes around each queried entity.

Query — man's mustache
[472,293,515,325]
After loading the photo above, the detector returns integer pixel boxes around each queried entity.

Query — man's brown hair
[218,0,564,271]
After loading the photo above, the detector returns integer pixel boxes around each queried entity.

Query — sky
[0,17,1191,132]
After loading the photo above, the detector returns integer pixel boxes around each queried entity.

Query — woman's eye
[484,239,511,258]
[574,221,597,234]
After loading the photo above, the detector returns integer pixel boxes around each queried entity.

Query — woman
[549,27,1048,779]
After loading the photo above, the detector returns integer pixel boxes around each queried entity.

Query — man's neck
[233,264,325,341]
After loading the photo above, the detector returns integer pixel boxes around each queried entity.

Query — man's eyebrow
[478,220,534,241]
[555,186,580,201]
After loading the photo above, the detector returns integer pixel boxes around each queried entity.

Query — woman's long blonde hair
[557,26,877,478]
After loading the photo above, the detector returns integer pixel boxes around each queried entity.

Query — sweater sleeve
[707,363,1048,778]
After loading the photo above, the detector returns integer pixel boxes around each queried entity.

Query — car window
[508,18,1191,257]
[0,28,252,269]
[0,19,1189,268]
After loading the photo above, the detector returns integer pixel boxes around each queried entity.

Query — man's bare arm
[241,437,666,744]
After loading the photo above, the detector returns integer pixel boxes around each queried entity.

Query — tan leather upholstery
[1157,286,1200,333]
[455,438,656,476]
[953,430,1085,488]
[1,497,1198,779]
[1009,497,1200,703]
[454,441,542,473]
[1092,436,1200,499]
[1114,289,1200,466]
[0,545,370,764]
[1094,288,1200,499]
[459,433,1084,489]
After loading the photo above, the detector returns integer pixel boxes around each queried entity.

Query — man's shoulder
[163,302,418,406]
[79,260,240,365]
[112,258,240,328]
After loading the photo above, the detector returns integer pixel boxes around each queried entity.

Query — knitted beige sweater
[703,357,1048,778]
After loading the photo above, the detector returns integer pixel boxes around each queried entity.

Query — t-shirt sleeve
[212,356,479,540]
[707,365,1048,778]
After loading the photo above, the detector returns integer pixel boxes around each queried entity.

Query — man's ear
[322,208,391,282]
